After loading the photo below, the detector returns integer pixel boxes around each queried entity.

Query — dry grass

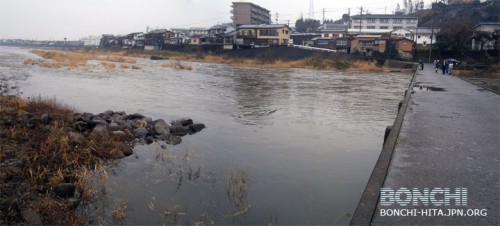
[225,170,250,217]
[23,58,37,65]
[31,50,90,68]
[131,65,141,69]
[162,61,193,70]
[112,201,127,223]
[101,56,136,64]
[101,62,116,70]
[0,95,135,224]
[119,64,129,69]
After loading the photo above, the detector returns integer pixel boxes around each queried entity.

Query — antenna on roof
[308,0,314,19]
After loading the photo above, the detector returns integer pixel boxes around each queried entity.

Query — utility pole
[358,6,363,34]
[276,12,279,24]
[322,8,325,24]
[428,21,435,63]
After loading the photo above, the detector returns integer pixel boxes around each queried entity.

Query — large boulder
[72,121,87,132]
[132,128,149,138]
[40,114,51,125]
[170,126,188,136]
[125,113,145,120]
[171,118,193,127]
[153,119,170,136]
[87,118,107,129]
[187,123,206,134]
[92,124,109,136]
[108,122,122,131]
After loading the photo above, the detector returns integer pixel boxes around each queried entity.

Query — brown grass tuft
[101,62,116,70]
[161,61,193,70]
[23,58,37,65]
[101,56,136,64]
[112,201,127,223]
[119,64,129,69]
[131,65,141,69]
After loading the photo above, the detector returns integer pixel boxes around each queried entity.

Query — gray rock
[167,136,182,145]
[92,124,109,136]
[161,144,167,149]
[132,128,149,138]
[145,136,154,144]
[87,118,108,129]
[171,118,193,127]
[112,130,127,140]
[122,145,133,156]
[104,110,115,116]
[40,113,51,125]
[170,126,188,136]
[108,122,122,131]
[81,112,94,120]
[73,113,83,122]
[112,151,125,159]
[153,119,170,136]
[125,113,145,120]
[98,112,111,121]
[115,111,126,115]
[187,123,206,134]
[54,183,76,197]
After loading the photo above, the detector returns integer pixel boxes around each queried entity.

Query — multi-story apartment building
[231,2,271,27]
[348,14,418,34]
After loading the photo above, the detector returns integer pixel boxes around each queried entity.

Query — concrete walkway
[370,64,499,225]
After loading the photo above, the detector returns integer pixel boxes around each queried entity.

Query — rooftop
[351,14,418,19]
[238,24,289,29]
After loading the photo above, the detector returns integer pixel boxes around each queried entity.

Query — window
[380,19,389,23]
[394,19,403,24]
[354,26,362,29]
[259,29,278,36]
[318,40,329,44]
[393,26,403,29]
[367,26,376,29]
[367,18,376,23]
[354,19,361,23]
[380,26,389,29]
[407,19,416,23]
[337,40,347,45]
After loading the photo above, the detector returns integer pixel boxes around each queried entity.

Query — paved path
[370,64,499,225]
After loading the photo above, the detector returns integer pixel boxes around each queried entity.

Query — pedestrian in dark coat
[442,61,446,75]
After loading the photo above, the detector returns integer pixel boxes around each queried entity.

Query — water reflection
[3,47,413,225]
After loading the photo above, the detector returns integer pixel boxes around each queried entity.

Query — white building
[80,36,101,47]
[348,14,418,34]
[390,28,440,47]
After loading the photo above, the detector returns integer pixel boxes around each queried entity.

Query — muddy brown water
[1,46,412,225]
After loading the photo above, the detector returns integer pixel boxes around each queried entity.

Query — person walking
[444,61,449,75]
[434,60,439,73]
[419,59,424,70]
[442,60,446,75]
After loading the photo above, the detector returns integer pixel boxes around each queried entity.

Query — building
[290,33,321,45]
[231,2,271,27]
[80,36,101,47]
[144,29,173,50]
[348,14,418,35]
[411,28,440,48]
[351,35,387,55]
[471,22,500,50]
[236,24,291,47]
[318,23,348,38]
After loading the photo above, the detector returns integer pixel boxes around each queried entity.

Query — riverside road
[354,64,499,225]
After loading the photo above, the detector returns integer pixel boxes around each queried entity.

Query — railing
[291,44,337,52]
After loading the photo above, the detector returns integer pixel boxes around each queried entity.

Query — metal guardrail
[291,44,337,53]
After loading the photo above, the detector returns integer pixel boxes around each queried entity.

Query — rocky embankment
[70,111,206,158]
[0,94,205,224]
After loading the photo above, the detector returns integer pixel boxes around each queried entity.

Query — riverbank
[453,68,499,93]
[25,48,399,72]
[0,92,204,224]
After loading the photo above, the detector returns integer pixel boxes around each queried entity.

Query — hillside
[412,0,499,27]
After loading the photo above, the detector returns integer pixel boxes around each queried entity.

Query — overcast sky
[0,0,432,40]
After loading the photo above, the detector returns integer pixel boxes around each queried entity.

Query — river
[0,46,412,225]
